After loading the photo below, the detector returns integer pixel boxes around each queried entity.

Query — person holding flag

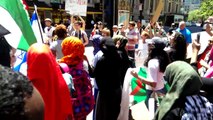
[131,37,170,109]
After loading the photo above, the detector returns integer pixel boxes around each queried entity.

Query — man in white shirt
[112,25,119,37]
[44,18,55,44]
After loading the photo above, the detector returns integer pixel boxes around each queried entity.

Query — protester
[71,21,89,46]
[126,21,138,60]
[205,17,213,36]
[92,34,102,56]
[131,37,170,109]
[118,23,126,37]
[27,43,73,120]
[50,24,67,59]
[59,37,94,120]
[155,61,213,120]
[136,20,143,35]
[44,18,55,44]
[91,35,104,120]
[113,35,132,85]
[0,65,44,120]
[165,31,187,62]
[102,28,111,37]
[176,21,192,46]
[112,25,119,37]
[169,23,176,33]
[94,37,123,120]
[136,31,150,67]
[92,21,104,36]
[67,16,77,36]
[144,22,156,38]
[198,36,213,76]
[156,22,167,37]
[78,15,86,31]
[202,42,213,78]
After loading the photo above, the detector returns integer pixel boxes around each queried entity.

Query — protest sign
[65,0,87,16]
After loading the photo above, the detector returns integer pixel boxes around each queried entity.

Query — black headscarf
[95,37,122,93]
[0,37,11,67]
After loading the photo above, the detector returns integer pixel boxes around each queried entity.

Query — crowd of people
[1,15,213,120]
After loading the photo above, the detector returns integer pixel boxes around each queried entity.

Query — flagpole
[34,5,44,43]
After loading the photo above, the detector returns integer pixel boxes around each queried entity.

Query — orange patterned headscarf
[60,37,85,66]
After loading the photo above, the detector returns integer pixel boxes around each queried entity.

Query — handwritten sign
[65,0,87,16]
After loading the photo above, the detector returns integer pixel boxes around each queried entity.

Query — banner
[118,10,130,29]
[65,0,87,16]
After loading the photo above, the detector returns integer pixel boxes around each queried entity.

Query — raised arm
[78,15,86,31]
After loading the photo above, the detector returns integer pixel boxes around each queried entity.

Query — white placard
[65,0,88,16]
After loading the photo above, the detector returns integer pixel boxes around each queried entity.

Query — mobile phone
[197,33,200,43]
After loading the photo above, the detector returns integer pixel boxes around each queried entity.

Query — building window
[176,5,178,13]
[150,0,154,13]
[168,2,171,13]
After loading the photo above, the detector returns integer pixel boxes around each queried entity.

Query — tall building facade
[183,0,201,13]
[141,0,183,20]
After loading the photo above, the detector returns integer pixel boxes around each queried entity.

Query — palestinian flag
[0,0,36,51]
[130,67,170,104]
[130,67,147,104]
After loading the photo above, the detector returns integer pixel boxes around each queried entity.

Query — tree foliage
[199,0,213,19]
[188,9,201,21]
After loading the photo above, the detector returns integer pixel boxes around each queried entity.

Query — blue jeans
[145,87,167,111]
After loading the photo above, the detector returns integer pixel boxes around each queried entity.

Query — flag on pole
[14,5,44,75]
[0,0,36,51]
[22,0,29,10]
[13,50,27,76]
[31,5,45,44]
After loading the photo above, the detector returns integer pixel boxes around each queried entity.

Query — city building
[183,0,202,13]
[141,0,183,20]
[26,0,103,29]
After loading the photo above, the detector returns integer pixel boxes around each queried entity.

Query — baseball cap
[44,18,52,22]
[146,37,167,50]
[113,25,118,28]
[118,23,124,29]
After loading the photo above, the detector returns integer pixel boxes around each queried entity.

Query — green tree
[188,9,201,21]
[199,0,213,19]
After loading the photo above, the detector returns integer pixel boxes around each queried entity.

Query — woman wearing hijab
[155,61,213,120]
[94,37,123,120]
[59,37,94,120]
[27,43,73,120]
[113,35,133,85]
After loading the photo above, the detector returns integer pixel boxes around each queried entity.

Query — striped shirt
[126,29,138,51]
